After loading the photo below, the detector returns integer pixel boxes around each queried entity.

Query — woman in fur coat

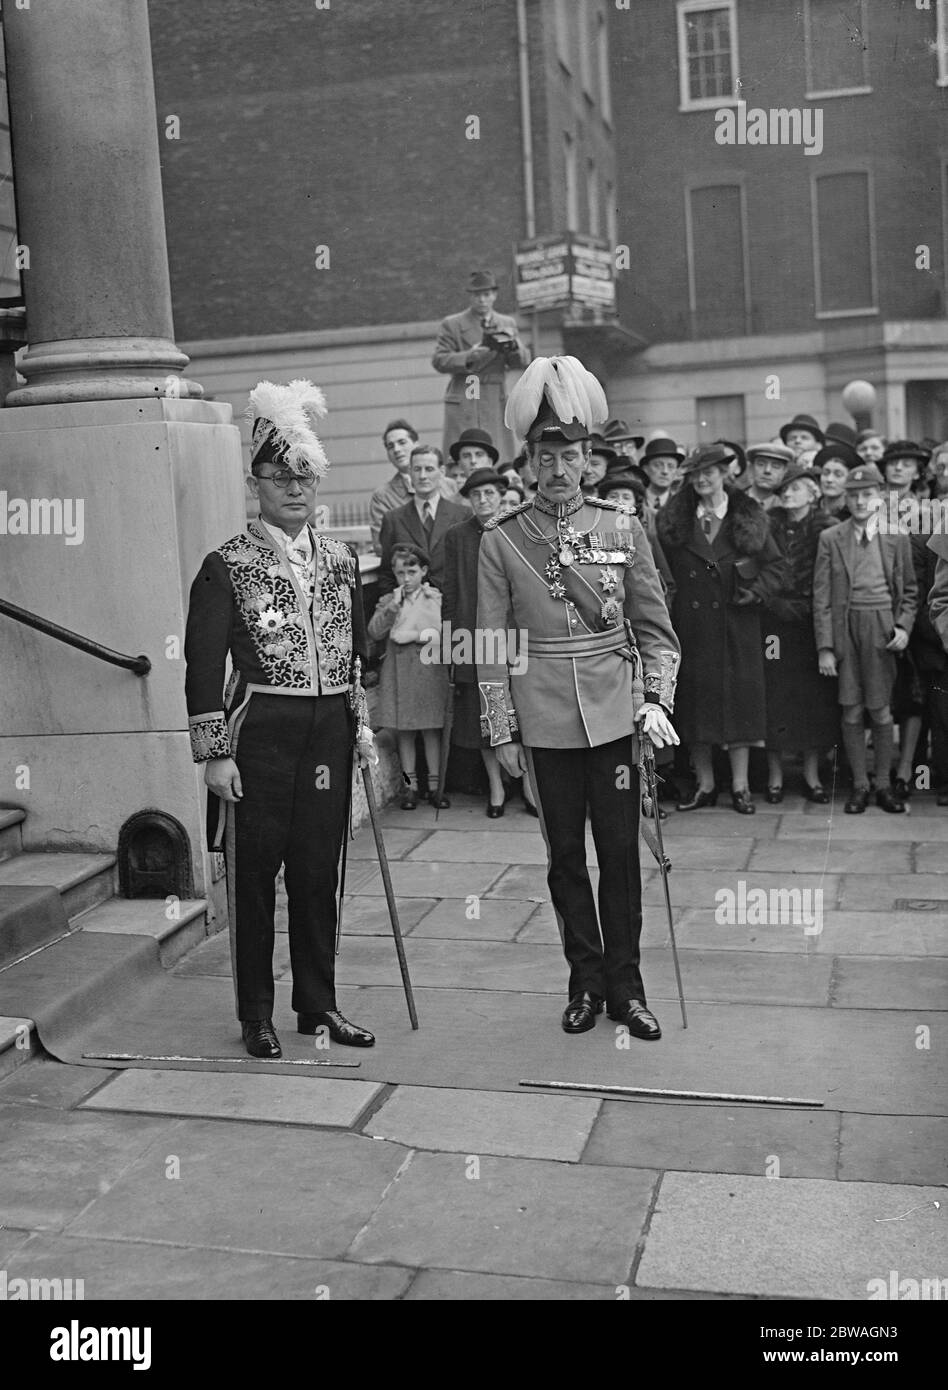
[657,444,788,814]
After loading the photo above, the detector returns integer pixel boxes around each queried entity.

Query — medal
[559,545,575,567]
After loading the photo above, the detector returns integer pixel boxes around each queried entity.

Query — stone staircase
[0,805,211,1080]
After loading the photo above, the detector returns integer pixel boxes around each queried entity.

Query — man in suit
[813,464,918,814]
[476,356,681,1039]
[432,269,530,462]
[185,380,377,1059]
[377,445,468,596]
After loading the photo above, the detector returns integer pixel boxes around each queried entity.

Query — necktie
[859,530,869,548]
[423,501,434,539]
[701,514,712,538]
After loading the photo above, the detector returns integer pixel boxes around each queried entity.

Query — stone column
[2,0,200,404]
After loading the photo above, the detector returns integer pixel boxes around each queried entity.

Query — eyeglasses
[256,469,317,489]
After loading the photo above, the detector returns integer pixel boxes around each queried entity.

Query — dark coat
[657,484,789,745]
[377,494,470,596]
[442,514,487,684]
[813,521,918,655]
[764,508,836,623]
[912,530,948,674]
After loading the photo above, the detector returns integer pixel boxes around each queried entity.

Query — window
[685,182,750,337]
[696,395,746,445]
[598,12,613,125]
[812,170,877,316]
[578,0,594,98]
[804,0,870,98]
[937,0,948,86]
[587,159,600,237]
[677,1,740,111]
[564,133,578,232]
[554,0,570,71]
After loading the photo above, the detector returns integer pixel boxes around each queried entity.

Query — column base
[5,336,203,405]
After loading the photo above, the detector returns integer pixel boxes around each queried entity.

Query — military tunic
[475,494,681,1005]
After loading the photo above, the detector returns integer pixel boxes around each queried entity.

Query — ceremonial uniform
[476,491,680,1007]
[185,517,367,1024]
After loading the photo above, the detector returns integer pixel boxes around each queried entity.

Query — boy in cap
[813,464,918,813]
[745,441,794,510]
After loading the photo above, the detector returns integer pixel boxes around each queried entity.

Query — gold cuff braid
[478,682,520,746]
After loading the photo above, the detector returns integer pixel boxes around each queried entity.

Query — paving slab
[347,826,432,860]
[364,1085,601,1161]
[407,897,538,941]
[777,813,945,842]
[838,1114,948,1186]
[339,897,437,937]
[3,1233,413,1301]
[403,1269,748,1300]
[913,843,948,874]
[0,1105,173,1231]
[583,1100,839,1179]
[839,874,948,911]
[0,1227,33,1262]
[348,1151,658,1283]
[647,835,755,872]
[406,830,549,865]
[343,987,948,1116]
[81,1068,383,1129]
[68,1120,409,1260]
[642,869,839,911]
[661,909,833,954]
[831,958,948,1011]
[748,841,913,874]
[661,815,777,840]
[335,940,834,1005]
[669,909,948,957]
[515,904,563,943]
[636,1170,948,1299]
[0,1057,115,1110]
[488,863,603,900]
[352,860,507,899]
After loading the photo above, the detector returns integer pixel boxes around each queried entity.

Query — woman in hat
[657,444,788,813]
[814,439,859,522]
[762,466,840,803]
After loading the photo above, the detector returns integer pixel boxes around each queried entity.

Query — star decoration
[544,557,561,581]
[598,566,618,593]
[549,581,567,600]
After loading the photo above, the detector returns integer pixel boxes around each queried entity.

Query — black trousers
[228,693,351,1021]
[930,676,948,789]
[528,736,645,1007]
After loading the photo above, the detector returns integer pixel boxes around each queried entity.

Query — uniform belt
[527,628,634,659]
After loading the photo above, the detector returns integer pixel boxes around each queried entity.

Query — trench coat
[431,306,530,461]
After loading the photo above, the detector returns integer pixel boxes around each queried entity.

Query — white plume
[505,355,608,439]
[247,378,331,476]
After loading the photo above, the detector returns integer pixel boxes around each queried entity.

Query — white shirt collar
[261,519,313,561]
[414,492,439,519]
[696,496,728,520]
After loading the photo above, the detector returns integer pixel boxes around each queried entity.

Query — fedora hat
[459,467,507,497]
[713,438,746,475]
[449,427,499,464]
[603,417,645,449]
[467,270,498,292]
[824,421,858,449]
[844,463,885,493]
[882,439,931,466]
[587,433,619,463]
[747,441,795,466]
[775,463,822,493]
[641,436,685,464]
[680,442,736,476]
[599,471,646,501]
[813,440,860,472]
[779,414,825,446]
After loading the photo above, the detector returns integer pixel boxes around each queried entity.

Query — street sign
[514,232,615,315]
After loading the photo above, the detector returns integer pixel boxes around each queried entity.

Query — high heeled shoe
[804,783,829,804]
[765,785,783,804]
[731,788,756,815]
[486,800,505,818]
[676,787,718,811]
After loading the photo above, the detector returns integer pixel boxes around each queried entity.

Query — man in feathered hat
[184,380,377,1058]
[476,356,682,1039]
[432,270,531,462]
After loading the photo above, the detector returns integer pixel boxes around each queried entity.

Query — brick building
[143,0,948,515]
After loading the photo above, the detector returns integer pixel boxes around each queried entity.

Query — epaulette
[483,498,534,530]
[594,497,638,517]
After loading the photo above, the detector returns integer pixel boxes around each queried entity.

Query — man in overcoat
[476,356,681,1038]
[377,445,468,596]
[184,380,376,1058]
[432,270,530,462]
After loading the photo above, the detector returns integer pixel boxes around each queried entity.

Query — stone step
[0,806,26,863]
[77,895,210,968]
[0,885,70,970]
[0,851,117,923]
[0,1015,37,1082]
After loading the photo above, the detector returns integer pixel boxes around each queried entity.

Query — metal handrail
[0,598,151,676]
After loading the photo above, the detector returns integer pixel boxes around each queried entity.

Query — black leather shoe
[677,787,718,811]
[486,801,505,818]
[561,991,603,1034]
[876,788,906,814]
[427,790,450,810]
[891,777,911,801]
[765,785,783,804]
[731,789,756,815]
[241,1019,282,1059]
[804,783,829,804]
[607,999,662,1041]
[400,788,418,810]
[298,1009,375,1047]
[522,798,539,817]
[845,786,869,814]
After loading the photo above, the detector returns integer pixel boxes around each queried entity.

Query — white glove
[357,726,379,768]
[635,702,680,748]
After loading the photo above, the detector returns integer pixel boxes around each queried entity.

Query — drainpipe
[516,0,539,357]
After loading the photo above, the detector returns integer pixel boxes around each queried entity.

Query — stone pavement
[0,790,946,1301]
